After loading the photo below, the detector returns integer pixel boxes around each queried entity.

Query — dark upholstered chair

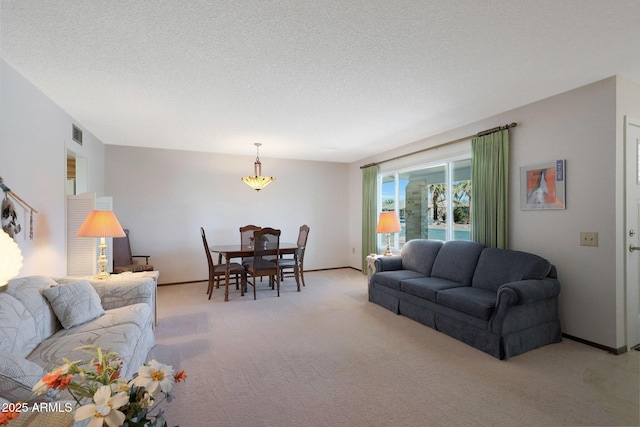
[112,229,154,274]
[280,224,309,288]
[243,228,281,299]
[201,227,246,300]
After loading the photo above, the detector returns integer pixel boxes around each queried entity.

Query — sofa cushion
[52,304,152,338]
[372,270,426,291]
[42,281,105,329]
[0,352,46,402]
[472,248,552,292]
[27,303,152,377]
[400,239,444,276]
[0,293,40,357]
[430,241,486,286]
[437,287,497,320]
[400,277,464,302]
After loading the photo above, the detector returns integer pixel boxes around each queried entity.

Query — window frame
[377,151,472,252]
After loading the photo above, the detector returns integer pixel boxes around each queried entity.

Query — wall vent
[72,124,83,145]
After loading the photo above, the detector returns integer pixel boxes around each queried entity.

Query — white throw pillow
[42,281,105,329]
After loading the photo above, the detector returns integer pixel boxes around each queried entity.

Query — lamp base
[383,232,393,256]
[96,238,110,280]
[96,269,110,280]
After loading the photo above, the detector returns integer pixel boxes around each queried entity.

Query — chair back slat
[252,227,281,273]
[297,225,310,248]
[240,224,262,246]
[296,225,310,261]
[113,229,133,267]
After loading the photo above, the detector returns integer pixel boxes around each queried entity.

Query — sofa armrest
[89,278,155,311]
[374,255,403,272]
[490,278,561,334]
[55,276,155,311]
[498,278,561,305]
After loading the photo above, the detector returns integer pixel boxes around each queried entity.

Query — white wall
[105,146,349,284]
[349,77,638,350]
[0,60,106,277]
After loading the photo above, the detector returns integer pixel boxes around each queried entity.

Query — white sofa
[0,275,155,405]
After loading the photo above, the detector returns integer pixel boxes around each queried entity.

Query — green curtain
[471,129,509,249]
[361,164,379,272]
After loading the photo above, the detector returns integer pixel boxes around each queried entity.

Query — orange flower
[173,370,187,383]
[42,369,73,390]
[109,368,121,382]
[0,409,20,425]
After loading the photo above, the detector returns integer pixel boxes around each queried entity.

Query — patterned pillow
[0,352,45,402]
[42,281,104,329]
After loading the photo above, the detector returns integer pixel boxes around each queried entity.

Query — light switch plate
[580,232,599,247]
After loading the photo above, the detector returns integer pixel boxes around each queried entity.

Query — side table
[366,254,383,283]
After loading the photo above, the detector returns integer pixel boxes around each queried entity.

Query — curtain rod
[360,122,517,169]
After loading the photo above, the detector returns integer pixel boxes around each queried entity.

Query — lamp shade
[242,143,275,191]
[0,229,23,288]
[76,210,126,238]
[376,212,401,233]
[241,169,275,191]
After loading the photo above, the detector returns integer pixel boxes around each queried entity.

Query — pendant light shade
[241,143,275,191]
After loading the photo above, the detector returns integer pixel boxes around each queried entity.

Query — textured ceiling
[2,0,640,162]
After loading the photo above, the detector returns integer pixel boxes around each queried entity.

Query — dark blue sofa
[369,240,562,360]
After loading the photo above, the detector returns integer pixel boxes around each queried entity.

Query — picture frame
[520,160,566,210]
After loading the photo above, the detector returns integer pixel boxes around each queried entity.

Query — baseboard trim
[158,279,207,286]
[159,266,360,286]
[562,333,628,355]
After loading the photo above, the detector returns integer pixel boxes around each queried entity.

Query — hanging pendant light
[241,143,275,191]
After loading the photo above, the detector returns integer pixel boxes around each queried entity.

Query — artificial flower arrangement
[0,345,186,427]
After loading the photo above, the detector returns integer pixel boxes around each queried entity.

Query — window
[379,157,471,251]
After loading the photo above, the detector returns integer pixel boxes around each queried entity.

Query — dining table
[209,242,300,301]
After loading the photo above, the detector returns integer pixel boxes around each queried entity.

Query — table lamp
[376,211,401,256]
[76,210,126,279]
[0,229,23,289]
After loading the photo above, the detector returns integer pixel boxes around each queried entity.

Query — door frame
[625,116,640,350]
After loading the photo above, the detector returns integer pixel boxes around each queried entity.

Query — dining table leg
[224,258,230,302]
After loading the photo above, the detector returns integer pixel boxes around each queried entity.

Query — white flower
[110,377,131,394]
[74,385,129,427]
[131,359,174,398]
[139,391,152,409]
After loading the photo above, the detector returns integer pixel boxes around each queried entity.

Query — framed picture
[520,160,566,210]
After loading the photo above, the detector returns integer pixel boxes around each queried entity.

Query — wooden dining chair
[240,224,262,246]
[200,227,246,300]
[280,224,309,289]
[244,227,281,299]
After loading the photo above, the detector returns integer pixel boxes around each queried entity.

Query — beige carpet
[149,269,639,427]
